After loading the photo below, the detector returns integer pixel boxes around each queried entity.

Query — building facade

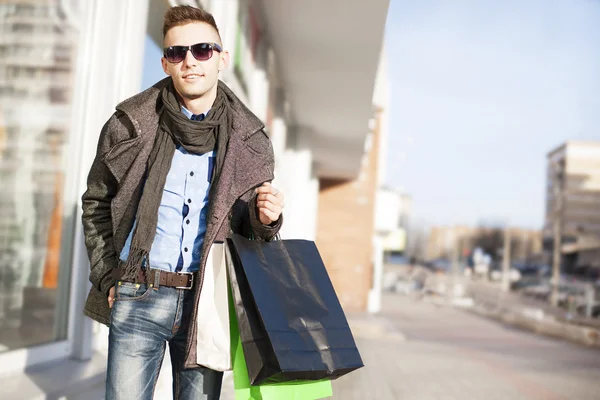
[0,0,389,397]
[544,141,600,274]
[316,44,391,314]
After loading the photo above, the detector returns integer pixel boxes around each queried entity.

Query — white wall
[368,46,390,314]
[276,147,319,240]
[372,43,390,186]
[375,188,401,234]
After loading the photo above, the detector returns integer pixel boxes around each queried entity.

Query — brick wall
[316,109,382,312]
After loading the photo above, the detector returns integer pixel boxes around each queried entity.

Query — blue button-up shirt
[119,106,214,272]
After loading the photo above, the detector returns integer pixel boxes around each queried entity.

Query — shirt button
[186,219,190,225]
[190,171,194,176]
[187,199,192,204]
[184,247,189,252]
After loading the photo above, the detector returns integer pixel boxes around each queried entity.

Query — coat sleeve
[233,189,282,241]
[237,129,283,241]
[81,113,123,296]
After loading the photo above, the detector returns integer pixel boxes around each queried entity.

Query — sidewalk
[326,293,600,400]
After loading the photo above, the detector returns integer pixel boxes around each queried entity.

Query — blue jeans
[106,281,223,400]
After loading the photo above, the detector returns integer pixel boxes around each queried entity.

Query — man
[81,6,284,399]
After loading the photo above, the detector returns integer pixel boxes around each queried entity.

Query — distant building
[426,225,476,261]
[544,141,600,275]
[375,187,410,252]
[426,225,542,263]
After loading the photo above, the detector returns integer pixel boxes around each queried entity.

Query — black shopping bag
[225,233,364,385]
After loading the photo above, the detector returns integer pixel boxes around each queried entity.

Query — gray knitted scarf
[120,79,230,280]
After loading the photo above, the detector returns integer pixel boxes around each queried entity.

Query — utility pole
[502,226,511,292]
[451,234,461,300]
[551,159,565,307]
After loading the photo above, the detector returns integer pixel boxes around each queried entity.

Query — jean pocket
[115,281,153,302]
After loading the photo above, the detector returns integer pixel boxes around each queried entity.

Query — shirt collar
[181,105,210,121]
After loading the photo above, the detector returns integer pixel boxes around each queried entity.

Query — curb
[468,304,600,348]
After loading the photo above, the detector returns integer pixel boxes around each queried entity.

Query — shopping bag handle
[248,231,281,242]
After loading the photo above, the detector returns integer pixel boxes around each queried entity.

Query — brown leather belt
[113,267,195,290]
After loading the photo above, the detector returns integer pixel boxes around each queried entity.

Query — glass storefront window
[0,0,77,353]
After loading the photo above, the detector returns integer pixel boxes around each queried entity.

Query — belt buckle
[176,272,194,290]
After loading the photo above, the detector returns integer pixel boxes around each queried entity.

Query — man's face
[161,22,229,101]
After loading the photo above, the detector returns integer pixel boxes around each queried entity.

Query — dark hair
[163,5,220,40]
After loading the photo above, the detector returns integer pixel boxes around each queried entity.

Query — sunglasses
[163,42,223,64]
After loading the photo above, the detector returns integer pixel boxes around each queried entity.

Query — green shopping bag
[229,285,333,400]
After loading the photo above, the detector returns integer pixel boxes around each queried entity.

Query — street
[330,293,600,400]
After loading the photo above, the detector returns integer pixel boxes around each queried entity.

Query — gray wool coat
[81,77,282,369]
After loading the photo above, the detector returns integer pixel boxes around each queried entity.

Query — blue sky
[384,0,600,229]
[142,36,164,90]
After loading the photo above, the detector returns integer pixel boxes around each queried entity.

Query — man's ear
[219,50,230,71]
[161,57,171,76]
